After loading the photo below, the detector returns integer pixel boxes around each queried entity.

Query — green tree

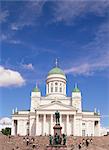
[1,127,11,136]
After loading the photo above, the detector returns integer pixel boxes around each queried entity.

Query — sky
[0,0,109,127]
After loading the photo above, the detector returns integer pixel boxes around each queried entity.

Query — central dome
[48,67,65,76]
[46,65,66,97]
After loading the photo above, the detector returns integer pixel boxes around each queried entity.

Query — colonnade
[11,114,100,136]
[35,114,75,136]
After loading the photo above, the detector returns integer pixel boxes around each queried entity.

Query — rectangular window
[51,87,53,92]
[82,123,85,125]
[82,130,85,136]
[55,87,58,92]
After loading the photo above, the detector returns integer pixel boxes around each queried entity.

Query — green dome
[73,87,80,92]
[32,87,40,92]
[48,67,65,76]
[73,83,80,92]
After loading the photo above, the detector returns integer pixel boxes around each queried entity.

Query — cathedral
[12,62,101,136]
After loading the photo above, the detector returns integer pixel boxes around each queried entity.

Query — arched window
[51,83,53,92]
[55,82,58,92]
[60,87,62,92]
[55,82,58,85]
[60,83,62,92]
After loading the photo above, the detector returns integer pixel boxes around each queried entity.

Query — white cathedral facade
[12,64,101,136]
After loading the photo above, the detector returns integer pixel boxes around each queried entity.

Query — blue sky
[0,0,109,127]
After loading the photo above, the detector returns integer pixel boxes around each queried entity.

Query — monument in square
[53,111,62,136]
[46,110,67,150]
[11,60,101,137]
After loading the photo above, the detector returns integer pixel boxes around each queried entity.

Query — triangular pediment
[38,101,77,111]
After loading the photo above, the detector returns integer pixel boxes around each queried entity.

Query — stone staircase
[0,134,109,150]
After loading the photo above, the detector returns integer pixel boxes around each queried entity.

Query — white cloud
[8,39,22,44]
[0,10,9,23]
[0,33,22,45]
[0,34,8,41]
[11,1,46,30]
[64,20,109,76]
[52,0,109,24]
[22,63,34,70]
[0,66,25,87]
[11,24,19,31]
[64,53,109,76]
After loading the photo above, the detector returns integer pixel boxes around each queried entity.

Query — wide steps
[0,134,109,150]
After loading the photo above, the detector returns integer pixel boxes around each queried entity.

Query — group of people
[78,138,93,149]
[49,133,66,145]
[23,136,37,149]
[7,135,37,150]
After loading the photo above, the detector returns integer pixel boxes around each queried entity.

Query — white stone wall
[29,117,35,136]
[12,111,101,137]
[82,115,100,136]
[31,92,41,111]
[72,92,82,112]
[17,120,27,136]
[11,120,15,135]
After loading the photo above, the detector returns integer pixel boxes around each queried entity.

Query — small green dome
[32,87,40,92]
[73,87,80,92]
[73,83,80,92]
[48,67,65,76]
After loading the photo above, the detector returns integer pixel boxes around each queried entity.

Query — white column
[79,119,82,136]
[46,84,48,95]
[92,121,94,136]
[57,82,59,93]
[43,114,46,135]
[36,114,39,136]
[60,114,62,125]
[53,82,55,93]
[66,115,69,135]
[73,115,76,136]
[86,121,89,136]
[17,121,20,135]
[11,120,15,135]
[29,117,33,136]
[98,121,100,136]
[49,83,51,93]
[50,114,53,135]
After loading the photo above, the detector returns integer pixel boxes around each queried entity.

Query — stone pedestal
[46,111,67,150]
[53,124,62,136]
[46,145,67,150]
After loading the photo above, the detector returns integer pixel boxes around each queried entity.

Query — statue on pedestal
[47,111,67,149]
[55,110,60,125]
